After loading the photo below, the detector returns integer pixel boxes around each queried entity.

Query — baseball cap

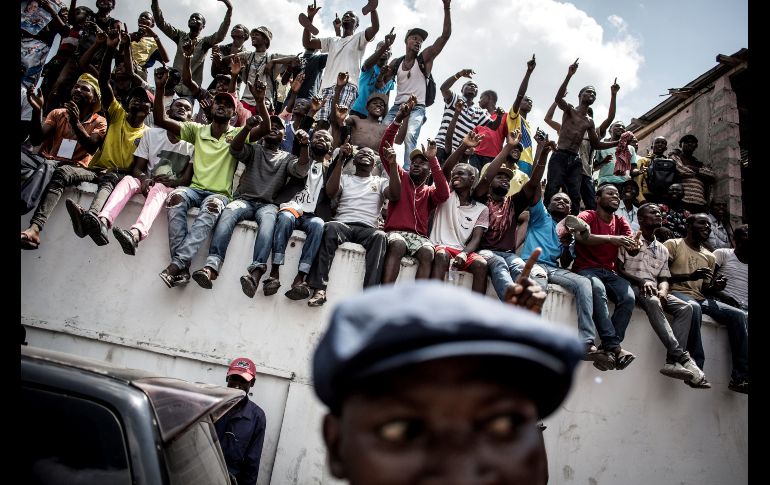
[405,28,428,42]
[269,114,285,127]
[227,357,257,382]
[213,91,238,109]
[207,74,233,91]
[366,92,388,107]
[409,147,428,162]
[312,281,584,418]
[496,162,515,180]
[128,86,155,104]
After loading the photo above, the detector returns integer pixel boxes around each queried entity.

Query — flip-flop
[262,277,281,296]
[20,232,40,250]
[240,274,258,298]
[298,13,319,35]
[160,269,190,288]
[285,283,311,300]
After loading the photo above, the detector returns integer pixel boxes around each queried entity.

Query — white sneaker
[680,357,707,385]
[660,362,694,381]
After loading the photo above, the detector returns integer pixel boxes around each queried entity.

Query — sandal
[65,198,87,238]
[160,268,190,288]
[307,290,327,307]
[192,267,216,289]
[240,274,259,298]
[20,232,40,250]
[262,277,281,296]
[285,282,311,300]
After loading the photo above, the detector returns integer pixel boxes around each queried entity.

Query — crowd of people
[20,2,749,478]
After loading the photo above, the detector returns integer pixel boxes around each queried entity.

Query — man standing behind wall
[382,0,453,169]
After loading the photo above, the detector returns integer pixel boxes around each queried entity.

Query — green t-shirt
[179,122,242,198]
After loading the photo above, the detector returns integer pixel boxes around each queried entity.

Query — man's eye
[485,414,525,439]
[378,420,421,443]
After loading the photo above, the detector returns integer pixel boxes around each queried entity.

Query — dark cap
[496,162,515,180]
[208,74,233,91]
[312,281,584,418]
[213,91,239,109]
[269,114,285,127]
[367,92,388,106]
[128,86,155,104]
[405,28,428,42]
[679,134,698,144]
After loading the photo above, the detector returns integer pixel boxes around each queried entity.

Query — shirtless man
[545,60,618,215]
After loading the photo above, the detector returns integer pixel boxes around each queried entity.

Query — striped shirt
[434,93,492,151]
[619,236,670,282]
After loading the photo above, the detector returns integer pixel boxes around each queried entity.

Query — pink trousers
[98,176,172,241]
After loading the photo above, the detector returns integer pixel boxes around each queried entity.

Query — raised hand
[26,86,44,111]
[384,27,396,46]
[182,38,196,57]
[310,94,324,113]
[462,131,484,148]
[334,104,349,125]
[248,80,267,100]
[454,98,465,112]
[245,115,262,128]
[507,129,521,147]
[568,58,579,75]
[336,71,349,87]
[395,100,413,122]
[211,45,222,62]
[95,30,107,44]
[295,129,310,146]
[308,1,321,19]
[424,138,438,159]
[527,53,536,72]
[457,68,475,79]
[382,140,397,165]
[299,1,321,35]
[333,13,341,28]
[442,0,452,8]
[64,101,80,125]
[230,55,242,75]
[505,248,547,313]
[154,67,169,87]
[611,77,620,95]
[362,0,378,15]
[494,106,505,117]
[339,135,353,160]
[105,29,121,49]
[291,71,306,93]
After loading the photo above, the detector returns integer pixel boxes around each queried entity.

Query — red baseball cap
[227,357,257,382]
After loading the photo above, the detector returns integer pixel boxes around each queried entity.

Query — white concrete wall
[21,186,747,485]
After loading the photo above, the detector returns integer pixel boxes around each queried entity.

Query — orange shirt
[38,109,107,167]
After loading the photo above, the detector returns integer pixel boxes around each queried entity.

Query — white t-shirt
[133,127,195,179]
[319,31,368,90]
[714,248,748,310]
[144,94,177,128]
[430,191,490,249]
[394,59,426,105]
[334,174,387,227]
[283,160,325,215]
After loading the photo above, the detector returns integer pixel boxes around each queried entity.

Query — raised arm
[152,68,183,136]
[97,31,120,110]
[244,80,272,142]
[597,78,619,139]
[421,0,452,63]
[587,123,619,150]
[40,0,67,35]
[381,140,401,202]
[25,87,52,145]
[326,140,353,199]
[209,0,233,46]
[362,28,394,72]
[181,39,202,97]
[440,68,473,104]
[78,32,106,76]
[150,0,178,40]
[424,139,450,204]
[140,20,171,64]
[363,1,380,42]
[512,54,536,114]
[473,130,517,199]
[301,4,323,50]
[442,131,482,181]
[544,101,561,134]
[444,98,465,153]
[521,139,555,202]
[555,59,578,111]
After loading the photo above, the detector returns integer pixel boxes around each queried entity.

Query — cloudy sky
[73,0,747,156]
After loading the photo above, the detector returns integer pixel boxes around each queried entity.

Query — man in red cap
[216,357,266,485]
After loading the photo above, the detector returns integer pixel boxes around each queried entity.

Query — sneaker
[684,375,712,389]
[660,362,694,381]
[112,226,138,255]
[192,267,216,289]
[680,357,707,384]
[728,379,749,394]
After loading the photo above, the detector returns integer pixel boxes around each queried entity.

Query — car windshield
[164,419,231,485]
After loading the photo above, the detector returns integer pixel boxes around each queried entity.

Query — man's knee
[276,211,296,228]
[468,258,488,276]
[387,239,407,257]
[434,251,449,265]
[203,198,224,215]
[166,193,186,208]
[415,246,434,264]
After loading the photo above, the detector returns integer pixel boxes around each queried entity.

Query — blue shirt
[214,397,266,485]
[350,64,395,116]
[520,200,563,267]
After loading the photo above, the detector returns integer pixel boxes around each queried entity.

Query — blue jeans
[482,251,597,344]
[167,187,229,269]
[674,292,749,381]
[206,199,278,273]
[383,103,427,169]
[577,268,636,350]
[272,211,325,274]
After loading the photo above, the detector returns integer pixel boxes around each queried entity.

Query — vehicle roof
[21,346,245,443]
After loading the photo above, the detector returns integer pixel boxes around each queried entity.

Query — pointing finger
[516,248,541,283]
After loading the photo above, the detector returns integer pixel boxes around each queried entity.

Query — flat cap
[312,281,584,418]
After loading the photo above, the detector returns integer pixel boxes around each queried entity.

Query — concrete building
[21,183,748,485]
[627,48,748,224]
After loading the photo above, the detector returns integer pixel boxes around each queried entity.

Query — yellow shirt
[664,238,716,300]
[130,37,158,66]
[89,98,147,170]
[634,156,651,202]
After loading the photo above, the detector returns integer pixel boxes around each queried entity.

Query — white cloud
[98,0,643,155]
